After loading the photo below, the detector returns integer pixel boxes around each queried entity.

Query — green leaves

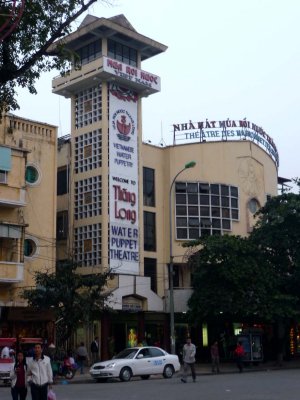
[187,188,300,324]
[22,260,112,345]
[0,0,111,114]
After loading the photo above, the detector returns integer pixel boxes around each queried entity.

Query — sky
[15,0,300,190]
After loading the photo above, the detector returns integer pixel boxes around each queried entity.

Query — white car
[90,346,181,382]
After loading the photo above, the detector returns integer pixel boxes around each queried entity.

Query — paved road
[0,369,299,400]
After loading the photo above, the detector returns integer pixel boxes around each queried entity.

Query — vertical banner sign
[109,84,139,275]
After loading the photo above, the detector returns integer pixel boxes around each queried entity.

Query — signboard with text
[103,56,161,92]
[173,119,279,167]
[109,84,139,275]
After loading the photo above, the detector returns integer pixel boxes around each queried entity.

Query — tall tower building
[53,14,167,355]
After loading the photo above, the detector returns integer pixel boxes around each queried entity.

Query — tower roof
[50,14,167,61]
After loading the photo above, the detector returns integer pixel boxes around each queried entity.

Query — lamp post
[169,161,196,354]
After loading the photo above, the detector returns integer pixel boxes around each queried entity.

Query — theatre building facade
[54,14,281,359]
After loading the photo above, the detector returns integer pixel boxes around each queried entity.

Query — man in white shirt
[181,337,197,383]
[27,343,53,400]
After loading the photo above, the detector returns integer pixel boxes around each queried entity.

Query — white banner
[109,84,139,275]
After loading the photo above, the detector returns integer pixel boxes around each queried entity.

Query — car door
[147,347,167,374]
[132,348,152,376]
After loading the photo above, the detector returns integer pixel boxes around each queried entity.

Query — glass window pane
[189,228,200,239]
[176,205,187,215]
[212,219,221,228]
[221,197,229,207]
[221,185,229,195]
[211,196,220,206]
[231,209,239,220]
[175,182,186,193]
[176,217,187,227]
[200,195,209,205]
[188,194,198,204]
[231,198,238,208]
[187,183,198,193]
[222,219,231,230]
[200,206,210,216]
[222,208,230,218]
[177,228,187,239]
[199,183,210,193]
[188,217,199,227]
[201,218,211,227]
[176,194,186,204]
[188,206,198,215]
[210,184,219,194]
[230,186,238,197]
[211,207,220,217]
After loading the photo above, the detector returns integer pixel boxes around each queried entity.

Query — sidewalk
[55,359,300,385]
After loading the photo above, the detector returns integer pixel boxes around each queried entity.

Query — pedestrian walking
[234,341,245,373]
[210,340,220,373]
[27,343,53,400]
[10,351,28,400]
[76,342,88,374]
[181,337,196,383]
[90,337,99,364]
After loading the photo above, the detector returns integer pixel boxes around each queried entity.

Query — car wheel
[163,364,174,378]
[140,375,150,380]
[119,367,132,382]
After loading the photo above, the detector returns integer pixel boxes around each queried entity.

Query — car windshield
[113,348,138,359]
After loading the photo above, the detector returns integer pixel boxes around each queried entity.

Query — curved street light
[169,161,196,354]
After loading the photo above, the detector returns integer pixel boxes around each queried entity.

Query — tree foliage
[22,261,113,345]
[0,0,112,114]
[187,183,300,324]
[187,235,276,322]
[251,187,300,317]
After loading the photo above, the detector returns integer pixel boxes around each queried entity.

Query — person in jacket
[10,351,27,400]
[90,337,99,364]
[181,337,197,383]
[27,343,53,400]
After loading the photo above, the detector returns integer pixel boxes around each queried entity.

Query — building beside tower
[0,114,57,339]
[53,14,282,359]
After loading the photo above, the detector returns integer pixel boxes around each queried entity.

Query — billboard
[109,84,139,275]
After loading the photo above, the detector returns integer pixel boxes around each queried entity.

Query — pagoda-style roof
[49,14,167,61]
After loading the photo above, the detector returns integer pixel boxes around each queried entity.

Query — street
[0,369,299,400]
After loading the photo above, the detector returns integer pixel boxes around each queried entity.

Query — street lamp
[169,161,196,354]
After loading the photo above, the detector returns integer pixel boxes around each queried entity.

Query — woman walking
[10,351,28,400]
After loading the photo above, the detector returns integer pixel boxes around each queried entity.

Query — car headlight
[106,362,116,368]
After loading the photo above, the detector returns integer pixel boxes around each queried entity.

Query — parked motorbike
[51,359,77,380]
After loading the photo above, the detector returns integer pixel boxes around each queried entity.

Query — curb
[55,362,300,384]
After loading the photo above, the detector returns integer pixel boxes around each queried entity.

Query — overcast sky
[15,0,299,189]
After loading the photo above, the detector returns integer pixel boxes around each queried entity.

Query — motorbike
[51,359,77,380]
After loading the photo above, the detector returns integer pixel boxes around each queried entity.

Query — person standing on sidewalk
[234,341,245,373]
[76,342,89,374]
[210,340,220,373]
[10,351,28,400]
[181,337,196,383]
[27,343,53,400]
[90,337,99,364]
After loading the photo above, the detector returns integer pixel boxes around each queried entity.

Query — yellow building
[0,113,57,339]
[53,14,278,357]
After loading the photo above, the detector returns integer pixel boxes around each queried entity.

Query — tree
[22,260,113,345]
[187,235,276,323]
[250,185,300,361]
[0,0,113,114]
[251,187,300,317]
